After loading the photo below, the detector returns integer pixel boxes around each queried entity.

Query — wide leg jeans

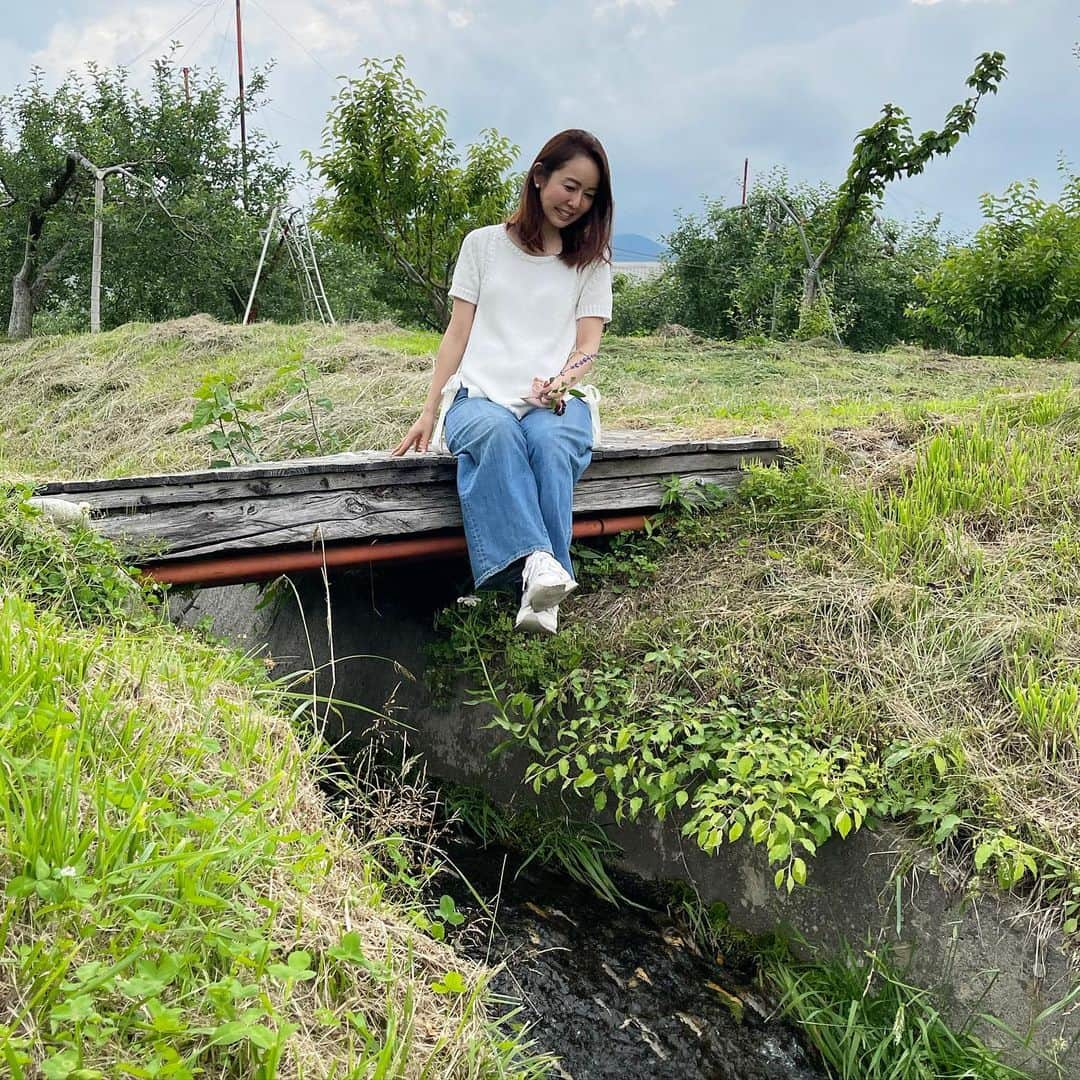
[443,388,593,589]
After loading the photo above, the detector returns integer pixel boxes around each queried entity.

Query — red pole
[143,514,651,587]
[235,0,248,205]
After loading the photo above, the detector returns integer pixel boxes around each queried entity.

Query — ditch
[438,829,824,1080]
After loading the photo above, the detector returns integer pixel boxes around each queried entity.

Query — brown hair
[507,129,614,269]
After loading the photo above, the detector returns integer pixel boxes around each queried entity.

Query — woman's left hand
[527,376,568,410]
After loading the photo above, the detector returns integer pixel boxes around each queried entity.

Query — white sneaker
[522,551,577,612]
[515,599,558,635]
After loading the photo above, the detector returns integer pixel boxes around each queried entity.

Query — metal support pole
[244,206,278,325]
[305,220,335,324]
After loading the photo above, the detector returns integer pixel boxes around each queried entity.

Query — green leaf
[835,811,853,839]
[575,768,598,789]
[432,970,467,995]
[329,931,366,963]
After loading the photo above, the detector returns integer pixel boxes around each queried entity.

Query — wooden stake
[90,173,104,333]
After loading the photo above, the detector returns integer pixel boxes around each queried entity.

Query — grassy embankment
[0,326,551,1076]
[3,316,1080,1074]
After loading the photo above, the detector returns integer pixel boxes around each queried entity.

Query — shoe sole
[514,609,557,635]
[525,580,577,612]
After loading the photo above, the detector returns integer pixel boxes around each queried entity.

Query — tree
[911,171,1080,357]
[307,56,520,330]
[0,70,92,338]
[0,57,294,337]
[638,171,944,349]
[789,51,1006,324]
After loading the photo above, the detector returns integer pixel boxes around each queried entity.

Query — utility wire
[122,1,217,68]
[175,0,225,69]
[245,0,339,84]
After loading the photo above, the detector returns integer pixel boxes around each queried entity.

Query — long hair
[507,129,614,269]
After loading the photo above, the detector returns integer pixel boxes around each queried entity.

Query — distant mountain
[612,233,668,262]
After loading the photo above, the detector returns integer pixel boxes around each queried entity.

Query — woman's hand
[392,410,435,456]
[527,376,569,409]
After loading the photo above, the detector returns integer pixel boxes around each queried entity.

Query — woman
[393,128,614,634]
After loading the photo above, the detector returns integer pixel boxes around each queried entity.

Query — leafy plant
[276,361,338,456]
[912,170,1080,357]
[1,485,153,624]
[179,372,263,467]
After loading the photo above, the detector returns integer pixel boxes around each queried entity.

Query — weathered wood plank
[99,469,745,560]
[39,433,779,495]
[64,449,777,513]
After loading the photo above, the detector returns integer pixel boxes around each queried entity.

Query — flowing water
[441,834,825,1080]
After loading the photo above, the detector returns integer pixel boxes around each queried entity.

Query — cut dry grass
[3,318,1080,481]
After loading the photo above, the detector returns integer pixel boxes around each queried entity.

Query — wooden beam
[38,433,781,562]
[87,469,746,561]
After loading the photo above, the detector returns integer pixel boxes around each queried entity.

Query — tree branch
[30,240,73,302]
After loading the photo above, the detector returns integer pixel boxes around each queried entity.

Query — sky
[2,0,1076,249]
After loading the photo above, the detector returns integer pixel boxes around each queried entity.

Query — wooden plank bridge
[38,433,781,585]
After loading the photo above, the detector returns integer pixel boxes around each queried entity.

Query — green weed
[443,783,635,907]
[770,944,1031,1079]
[0,495,549,1078]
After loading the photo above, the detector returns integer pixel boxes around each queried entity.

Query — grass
[2,318,1079,481]
[770,944,1031,1079]
[4,316,1080,1073]
[0,490,549,1078]
[441,783,635,907]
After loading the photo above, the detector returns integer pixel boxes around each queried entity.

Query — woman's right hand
[392,411,435,456]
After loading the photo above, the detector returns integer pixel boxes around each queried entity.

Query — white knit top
[431,223,613,451]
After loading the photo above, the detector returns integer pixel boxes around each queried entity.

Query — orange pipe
[144,513,650,587]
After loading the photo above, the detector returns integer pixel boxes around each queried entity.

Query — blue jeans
[444,388,593,589]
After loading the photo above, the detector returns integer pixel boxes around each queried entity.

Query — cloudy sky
[4,1,1076,250]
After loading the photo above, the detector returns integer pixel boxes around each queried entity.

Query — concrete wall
[174,563,1079,1079]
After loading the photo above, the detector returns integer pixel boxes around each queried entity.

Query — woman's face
[536,153,601,231]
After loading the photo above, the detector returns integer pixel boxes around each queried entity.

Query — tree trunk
[5,154,78,340]
[7,270,34,339]
[801,268,818,313]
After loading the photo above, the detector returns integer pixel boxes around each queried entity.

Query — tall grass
[771,946,1031,1080]
[0,492,549,1078]
[851,409,1079,580]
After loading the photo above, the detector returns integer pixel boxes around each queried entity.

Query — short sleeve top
[447,224,612,412]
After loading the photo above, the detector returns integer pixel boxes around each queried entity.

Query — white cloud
[910,0,1013,5]
[593,0,676,17]
[31,4,210,74]
[28,0,474,80]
